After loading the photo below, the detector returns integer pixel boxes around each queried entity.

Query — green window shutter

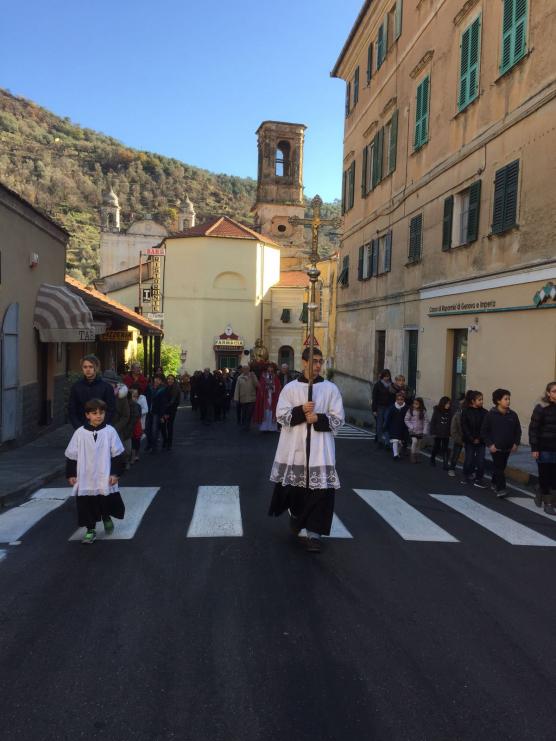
[389,110,398,174]
[358,245,365,280]
[348,160,356,209]
[280,308,291,323]
[341,170,347,215]
[345,81,351,117]
[367,43,373,83]
[513,0,528,64]
[409,214,423,261]
[466,180,482,243]
[459,16,481,110]
[415,76,430,149]
[501,0,528,74]
[376,127,384,183]
[361,146,368,197]
[442,196,454,250]
[384,231,393,272]
[377,23,385,69]
[371,132,380,189]
[394,0,403,40]
[299,303,308,323]
[371,239,379,276]
[354,67,360,106]
[344,255,350,286]
[492,167,507,234]
[364,243,372,278]
[503,160,519,230]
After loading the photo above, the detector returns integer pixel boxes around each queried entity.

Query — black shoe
[544,503,556,516]
[496,489,509,499]
[306,536,322,553]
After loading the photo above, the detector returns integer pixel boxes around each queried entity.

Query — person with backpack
[481,388,521,498]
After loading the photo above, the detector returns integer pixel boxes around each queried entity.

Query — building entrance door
[406,330,419,393]
[217,354,240,370]
[451,329,468,401]
[1,303,19,442]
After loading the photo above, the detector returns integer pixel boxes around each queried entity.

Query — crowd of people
[372,369,556,513]
[63,351,556,545]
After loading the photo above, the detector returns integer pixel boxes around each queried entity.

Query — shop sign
[214,339,244,348]
[429,299,497,315]
[99,330,133,342]
[142,288,152,302]
[147,312,164,321]
[145,248,166,256]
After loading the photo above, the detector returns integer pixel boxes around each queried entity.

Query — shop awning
[33,283,102,342]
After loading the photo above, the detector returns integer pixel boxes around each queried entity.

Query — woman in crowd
[529,381,556,514]
[372,369,393,448]
[162,374,181,450]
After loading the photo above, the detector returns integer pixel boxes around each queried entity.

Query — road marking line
[354,489,458,542]
[187,486,243,537]
[299,513,353,539]
[431,495,556,546]
[508,497,556,522]
[0,550,6,562]
[69,487,159,541]
[0,499,68,543]
[30,488,73,501]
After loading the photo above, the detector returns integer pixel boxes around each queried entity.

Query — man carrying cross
[268,347,345,552]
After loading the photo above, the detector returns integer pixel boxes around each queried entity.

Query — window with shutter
[348,160,356,210]
[466,180,481,243]
[345,81,351,117]
[414,76,430,150]
[492,161,519,234]
[371,240,379,276]
[353,67,360,107]
[367,43,373,84]
[408,214,423,262]
[361,146,368,197]
[280,309,291,323]
[299,303,308,324]
[358,245,365,280]
[442,196,454,250]
[364,243,372,279]
[341,170,347,215]
[394,0,403,40]
[384,231,392,273]
[377,20,385,69]
[459,16,481,110]
[371,132,380,190]
[500,0,528,74]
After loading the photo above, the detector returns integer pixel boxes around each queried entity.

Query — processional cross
[289,195,342,399]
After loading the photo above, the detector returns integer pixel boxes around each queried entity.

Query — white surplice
[270,378,345,490]
[65,424,124,497]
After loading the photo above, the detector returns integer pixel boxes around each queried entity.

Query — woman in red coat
[254,364,281,432]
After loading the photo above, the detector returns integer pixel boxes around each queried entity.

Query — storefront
[213,327,245,370]
[418,265,556,430]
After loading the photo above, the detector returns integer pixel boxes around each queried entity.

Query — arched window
[275,141,291,177]
[278,345,294,369]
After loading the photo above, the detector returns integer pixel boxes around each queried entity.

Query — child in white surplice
[268,347,345,553]
[65,398,127,544]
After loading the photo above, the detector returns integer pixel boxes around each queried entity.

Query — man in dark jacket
[481,388,521,498]
[372,369,393,448]
[68,355,115,429]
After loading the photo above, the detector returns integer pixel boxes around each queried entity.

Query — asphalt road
[1,406,556,741]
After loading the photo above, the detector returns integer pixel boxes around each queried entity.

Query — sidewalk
[0,424,73,508]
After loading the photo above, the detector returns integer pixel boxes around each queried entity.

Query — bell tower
[253,121,307,267]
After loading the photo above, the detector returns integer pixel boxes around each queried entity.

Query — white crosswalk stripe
[69,487,159,541]
[299,513,353,539]
[431,495,556,547]
[336,424,374,440]
[0,489,71,543]
[354,489,458,542]
[187,486,243,537]
[0,549,6,562]
[507,497,556,522]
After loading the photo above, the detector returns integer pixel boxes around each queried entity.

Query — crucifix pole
[289,195,342,401]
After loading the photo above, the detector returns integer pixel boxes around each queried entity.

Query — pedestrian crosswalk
[1,485,556,552]
[335,424,374,440]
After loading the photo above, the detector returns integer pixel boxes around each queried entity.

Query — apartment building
[331,0,556,426]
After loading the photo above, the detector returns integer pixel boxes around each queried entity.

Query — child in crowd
[404,397,429,463]
[65,398,127,544]
[129,386,148,463]
[447,394,465,477]
[461,390,488,488]
[385,392,409,461]
[429,396,453,469]
[481,388,521,498]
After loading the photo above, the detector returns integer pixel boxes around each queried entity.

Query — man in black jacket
[67,355,115,429]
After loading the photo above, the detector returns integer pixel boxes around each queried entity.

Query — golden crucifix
[289,195,342,400]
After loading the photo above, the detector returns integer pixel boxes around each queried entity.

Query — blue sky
[1,0,363,202]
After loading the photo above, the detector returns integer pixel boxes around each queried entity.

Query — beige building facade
[331,0,556,427]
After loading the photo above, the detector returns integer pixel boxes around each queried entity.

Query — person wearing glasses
[268,347,345,553]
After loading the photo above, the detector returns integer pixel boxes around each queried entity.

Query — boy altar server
[268,348,345,553]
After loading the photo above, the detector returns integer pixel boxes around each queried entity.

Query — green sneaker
[103,517,115,535]
[82,529,96,544]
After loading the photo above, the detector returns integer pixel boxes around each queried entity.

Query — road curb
[0,464,66,510]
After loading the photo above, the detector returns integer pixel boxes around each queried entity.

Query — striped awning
[34,283,102,342]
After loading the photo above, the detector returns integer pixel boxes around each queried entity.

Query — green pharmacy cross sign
[533,282,556,307]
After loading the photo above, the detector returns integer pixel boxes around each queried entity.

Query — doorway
[406,330,419,393]
[278,346,294,369]
[1,303,19,442]
[451,329,468,401]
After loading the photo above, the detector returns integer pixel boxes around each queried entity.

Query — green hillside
[0,89,340,282]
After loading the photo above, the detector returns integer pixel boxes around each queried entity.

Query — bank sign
[429,299,497,315]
